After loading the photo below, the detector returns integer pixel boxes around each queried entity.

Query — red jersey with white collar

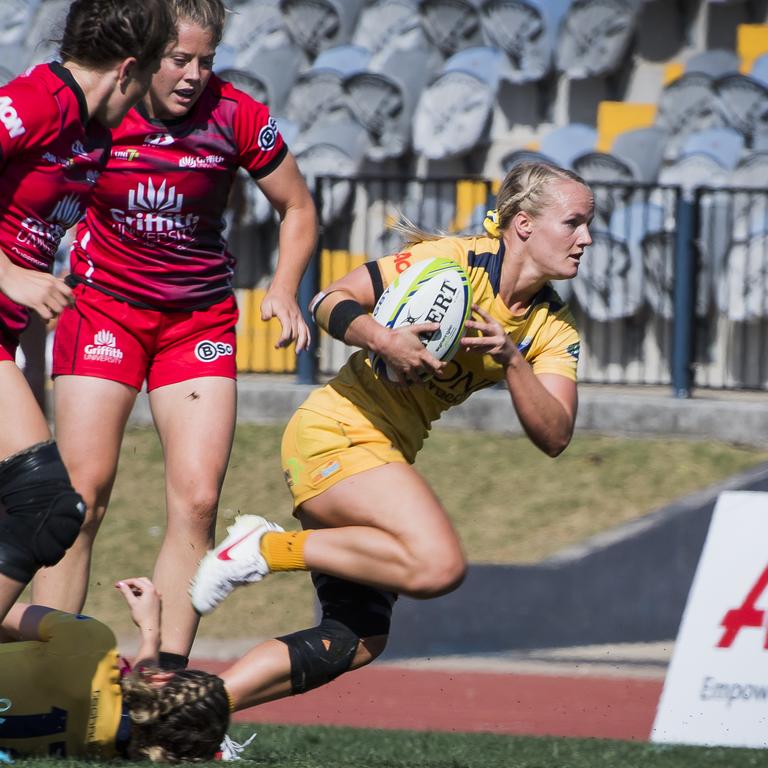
[0,63,110,338]
[70,74,287,310]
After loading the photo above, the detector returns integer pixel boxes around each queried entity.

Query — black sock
[157,651,189,670]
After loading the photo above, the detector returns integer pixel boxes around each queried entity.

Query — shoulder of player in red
[0,65,64,156]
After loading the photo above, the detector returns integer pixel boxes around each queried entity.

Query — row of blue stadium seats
[3,0,768,225]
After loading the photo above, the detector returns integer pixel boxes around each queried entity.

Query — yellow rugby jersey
[0,611,122,758]
[303,235,580,461]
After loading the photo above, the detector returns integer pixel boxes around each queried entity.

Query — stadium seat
[680,127,745,171]
[718,231,768,321]
[220,1,290,63]
[658,152,731,189]
[655,72,725,159]
[556,0,641,79]
[417,0,484,57]
[595,101,657,153]
[737,23,768,74]
[0,0,39,46]
[284,45,371,130]
[218,44,303,113]
[685,49,741,78]
[352,0,423,55]
[345,43,439,160]
[23,0,67,66]
[279,0,367,55]
[412,46,508,160]
[609,201,665,246]
[0,43,28,84]
[499,148,557,172]
[479,0,570,84]
[215,69,267,102]
[611,126,668,183]
[641,229,675,320]
[292,108,371,222]
[571,231,643,321]
[714,73,768,142]
[730,150,768,187]
[571,151,636,227]
[540,123,597,169]
[749,52,768,88]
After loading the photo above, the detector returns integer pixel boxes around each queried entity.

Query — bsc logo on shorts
[195,340,234,362]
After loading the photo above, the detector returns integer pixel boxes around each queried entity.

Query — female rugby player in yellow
[190,162,594,711]
[0,578,229,761]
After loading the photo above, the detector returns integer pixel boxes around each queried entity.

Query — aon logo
[0,96,25,138]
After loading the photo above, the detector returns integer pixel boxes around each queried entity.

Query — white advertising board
[652,491,768,747]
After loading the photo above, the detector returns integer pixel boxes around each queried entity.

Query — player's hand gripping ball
[369,256,472,382]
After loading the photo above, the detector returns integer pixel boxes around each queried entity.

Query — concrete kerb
[128,376,768,449]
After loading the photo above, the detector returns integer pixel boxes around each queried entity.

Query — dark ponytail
[59,0,175,70]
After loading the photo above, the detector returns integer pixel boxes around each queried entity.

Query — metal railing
[231,176,768,394]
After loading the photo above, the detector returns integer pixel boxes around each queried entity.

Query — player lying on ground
[0,578,231,761]
[188,161,594,712]
[0,0,175,623]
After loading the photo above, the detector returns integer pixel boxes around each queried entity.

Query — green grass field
[14,724,768,767]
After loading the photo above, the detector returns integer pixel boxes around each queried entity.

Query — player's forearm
[313,290,389,351]
[134,628,160,667]
[271,201,318,296]
[0,248,16,294]
[504,361,573,457]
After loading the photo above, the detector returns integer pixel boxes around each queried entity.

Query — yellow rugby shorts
[280,407,407,508]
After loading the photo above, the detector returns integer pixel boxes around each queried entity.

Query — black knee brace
[0,441,85,583]
[278,573,397,694]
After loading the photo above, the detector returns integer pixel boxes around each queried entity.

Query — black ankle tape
[158,651,189,670]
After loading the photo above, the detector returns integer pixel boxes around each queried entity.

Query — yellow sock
[260,530,312,571]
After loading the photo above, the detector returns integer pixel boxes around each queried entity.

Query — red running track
[194,660,663,741]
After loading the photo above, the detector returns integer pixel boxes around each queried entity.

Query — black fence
[231,176,768,393]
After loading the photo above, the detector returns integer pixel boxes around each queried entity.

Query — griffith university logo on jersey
[17,194,83,263]
[110,177,199,241]
[83,329,124,364]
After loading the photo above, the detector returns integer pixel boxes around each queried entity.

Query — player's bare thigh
[0,361,50,459]
[53,375,137,498]
[298,462,462,559]
[148,376,236,494]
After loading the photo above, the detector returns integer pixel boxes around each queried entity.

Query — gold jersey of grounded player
[0,611,122,758]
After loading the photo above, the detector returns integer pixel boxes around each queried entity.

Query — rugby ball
[368,256,472,382]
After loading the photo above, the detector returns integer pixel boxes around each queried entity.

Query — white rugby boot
[190,515,284,615]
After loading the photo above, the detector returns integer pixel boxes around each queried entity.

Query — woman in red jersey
[37,0,318,669]
[0,0,175,623]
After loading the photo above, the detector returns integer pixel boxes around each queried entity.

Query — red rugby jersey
[0,63,111,338]
[70,74,287,309]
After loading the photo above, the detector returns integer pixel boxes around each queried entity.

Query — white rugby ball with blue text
[369,256,473,382]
